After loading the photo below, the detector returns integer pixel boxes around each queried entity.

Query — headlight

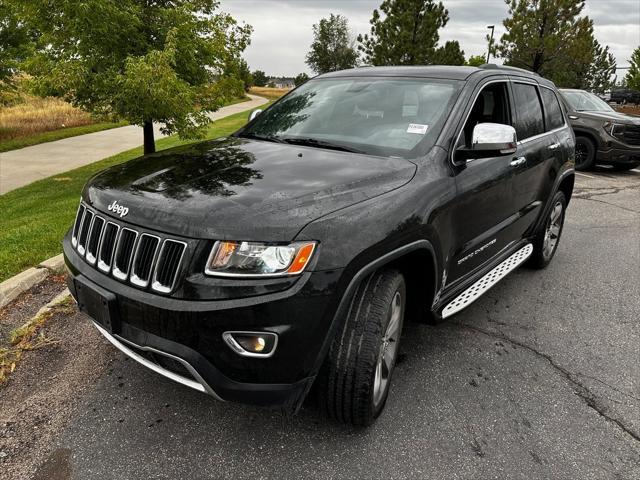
[205,241,317,277]
[605,122,625,139]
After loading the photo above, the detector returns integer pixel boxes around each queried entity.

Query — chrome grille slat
[72,204,86,247]
[112,228,138,280]
[152,240,186,293]
[77,211,94,255]
[130,234,160,287]
[98,222,119,272]
[73,202,186,293]
[86,216,105,264]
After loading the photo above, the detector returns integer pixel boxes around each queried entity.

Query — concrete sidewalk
[0,94,268,195]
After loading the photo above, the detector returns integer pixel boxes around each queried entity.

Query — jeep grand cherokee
[64,65,575,426]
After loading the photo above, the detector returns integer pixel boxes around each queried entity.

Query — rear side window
[540,88,564,131]
[512,83,545,140]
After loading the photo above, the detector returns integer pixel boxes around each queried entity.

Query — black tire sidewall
[575,136,596,171]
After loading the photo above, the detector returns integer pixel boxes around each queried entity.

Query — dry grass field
[0,95,94,141]
[249,86,291,99]
[615,104,640,116]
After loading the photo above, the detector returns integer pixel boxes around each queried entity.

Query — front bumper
[597,142,640,166]
[64,234,344,410]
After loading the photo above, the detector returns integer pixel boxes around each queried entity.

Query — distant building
[269,77,295,89]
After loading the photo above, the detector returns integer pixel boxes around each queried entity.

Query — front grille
[71,203,187,294]
[623,125,640,146]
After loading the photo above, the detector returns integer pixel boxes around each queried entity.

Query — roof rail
[479,63,539,76]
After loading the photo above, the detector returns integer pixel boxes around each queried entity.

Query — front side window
[561,90,614,113]
[459,81,512,148]
[540,88,565,131]
[240,77,462,159]
[512,83,545,140]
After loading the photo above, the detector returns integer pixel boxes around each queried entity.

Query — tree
[357,0,453,65]
[294,73,310,86]
[586,41,616,94]
[0,2,33,90]
[252,70,268,87]
[625,47,640,91]
[466,55,487,67]
[494,0,613,89]
[306,14,358,74]
[17,0,252,154]
[433,40,465,65]
[226,58,253,92]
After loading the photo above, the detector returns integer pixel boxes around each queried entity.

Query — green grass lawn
[0,121,129,153]
[0,104,267,282]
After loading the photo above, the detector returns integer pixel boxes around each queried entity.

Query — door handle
[510,156,526,167]
[549,143,560,150]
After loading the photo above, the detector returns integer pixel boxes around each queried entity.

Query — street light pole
[486,25,495,63]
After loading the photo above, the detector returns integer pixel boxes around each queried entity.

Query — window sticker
[406,123,428,134]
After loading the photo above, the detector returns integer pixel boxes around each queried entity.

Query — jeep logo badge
[107,200,129,218]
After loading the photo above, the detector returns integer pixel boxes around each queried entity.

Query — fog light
[222,331,278,358]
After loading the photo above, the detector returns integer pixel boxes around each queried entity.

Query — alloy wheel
[373,291,403,408]
[543,201,563,260]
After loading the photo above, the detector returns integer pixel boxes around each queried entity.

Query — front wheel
[574,136,596,171]
[528,191,567,269]
[316,269,406,426]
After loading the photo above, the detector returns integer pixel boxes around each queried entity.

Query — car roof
[317,65,555,87]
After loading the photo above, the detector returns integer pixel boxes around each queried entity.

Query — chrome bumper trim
[91,321,223,400]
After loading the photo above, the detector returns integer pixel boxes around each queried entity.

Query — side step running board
[441,243,533,319]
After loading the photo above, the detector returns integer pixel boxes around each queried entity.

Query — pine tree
[494,0,608,88]
[625,47,640,91]
[357,0,450,66]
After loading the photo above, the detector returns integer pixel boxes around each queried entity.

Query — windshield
[562,90,614,112]
[239,77,462,159]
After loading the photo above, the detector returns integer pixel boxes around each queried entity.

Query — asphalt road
[40,168,640,479]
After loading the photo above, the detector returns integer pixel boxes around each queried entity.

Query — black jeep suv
[559,88,640,171]
[64,65,575,426]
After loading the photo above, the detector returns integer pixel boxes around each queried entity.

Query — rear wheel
[528,191,567,269]
[316,269,405,426]
[575,136,596,171]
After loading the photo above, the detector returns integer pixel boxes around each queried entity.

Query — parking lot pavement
[36,169,640,480]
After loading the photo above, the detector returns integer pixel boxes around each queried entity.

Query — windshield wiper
[280,137,364,154]
[240,133,287,144]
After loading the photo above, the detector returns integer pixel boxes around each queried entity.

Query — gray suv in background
[559,89,640,171]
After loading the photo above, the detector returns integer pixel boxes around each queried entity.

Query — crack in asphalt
[573,184,640,214]
[451,322,640,444]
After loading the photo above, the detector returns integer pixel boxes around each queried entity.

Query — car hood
[574,110,640,124]
[83,137,417,241]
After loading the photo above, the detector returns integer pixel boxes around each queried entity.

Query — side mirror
[248,109,263,122]
[456,123,517,162]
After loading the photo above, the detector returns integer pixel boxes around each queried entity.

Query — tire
[574,136,596,171]
[528,191,567,269]
[316,269,406,426]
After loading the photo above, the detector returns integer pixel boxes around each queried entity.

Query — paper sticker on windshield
[407,123,428,134]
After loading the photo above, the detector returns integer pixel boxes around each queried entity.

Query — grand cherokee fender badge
[107,200,129,218]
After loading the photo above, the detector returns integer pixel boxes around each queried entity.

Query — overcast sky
[221,0,640,78]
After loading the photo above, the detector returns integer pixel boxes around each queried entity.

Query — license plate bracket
[74,278,120,333]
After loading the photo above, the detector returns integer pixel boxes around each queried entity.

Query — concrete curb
[0,254,66,310]
[15,288,71,333]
